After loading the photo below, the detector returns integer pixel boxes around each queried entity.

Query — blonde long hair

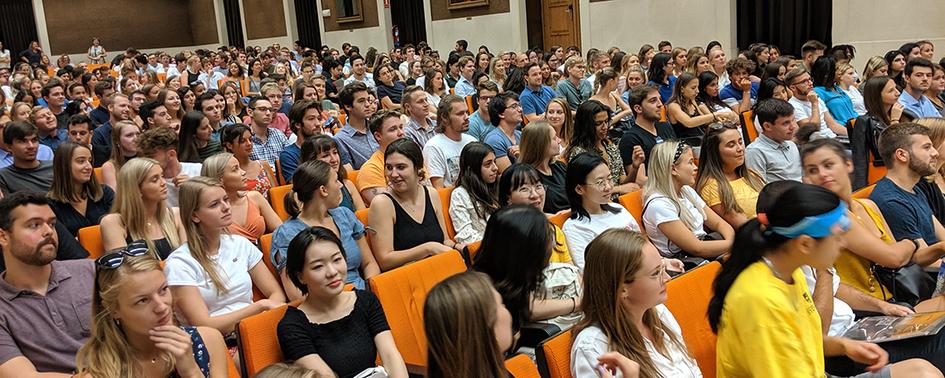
[643,140,705,232]
[179,176,230,294]
[109,120,139,171]
[519,121,555,167]
[111,158,181,257]
[76,254,175,378]
[200,152,235,182]
[574,229,690,378]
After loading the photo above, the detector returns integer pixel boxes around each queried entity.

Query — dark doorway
[390,0,426,47]
[736,0,832,56]
[525,0,542,50]
[222,0,245,48]
[0,0,39,59]
[295,0,322,49]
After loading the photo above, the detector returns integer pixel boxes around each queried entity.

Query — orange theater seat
[663,261,721,378]
[78,225,105,259]
[368,250,467,369]
[465,240,481,264]
[549,211,571,229]
[347,169,360,187]
[355,208,370,227]
[258,234,278,278]
[93,167,104,184]
[269,184,294,221]
[852,184,875,199]
[438,186,456,239]
[536,329,573,378]
[236,304,291,377]
[617,190,644,229]
[274,159,284,186]
[740,110,758,143]
[506,353,541,378]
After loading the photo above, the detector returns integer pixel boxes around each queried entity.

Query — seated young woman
[474,205,582,334]
[709,183,940,377]
[299,135,363,212]
[666,72,739,142]
[278,226,407,378]
[567,100,641,196]
[695,122,765,228]
[563,152,642,270]
[164,177,285,336]
[368,138,461,271]
[101,120,140,189]
[178,111,222,163]
[519,121,570,214]
[220,123,277,198]
[643,140,734,266]
[47,142,115,237]
[201,153,282,244]
[498,164,572,264]
[76,250,228,378]
[425,271,641,378]
[101,158,186,260]
[449,142,500,244]
[271,160,379,300]
[572,228,701,378]
[801,138,945,300]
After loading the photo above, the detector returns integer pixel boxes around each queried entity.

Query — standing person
[87,38,107,64]
[0,41,10,70]
[278,226,406,377]
[75,252,229,378]
[424,95,477,188]
[709,183,940,377]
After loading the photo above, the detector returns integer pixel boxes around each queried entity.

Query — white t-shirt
[843,86,867,116]
[563,206,641,270]
[800,265,855,337]
[571,305,702,378]
[643,187,708,257]
[789,96,837,139]
[164,235,263,317]
[0,49,10,69]
[422,133,476,188]
[166,163,203,207]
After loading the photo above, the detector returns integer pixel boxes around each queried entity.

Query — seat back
[852,184,875,199]
[274,159,284,186]
[740,110,758,143]
[617,190,644,229]
[506,353,541,378]
[549,211,571,229]
[258,234,277,278]
[236,304,290,377]
[464,240,482,265]
[867,150,887,185]
[78,225,105,259]
[347,169,360,187]
[93,167,104,184]
[269,184,294,221]
[536,329,573,378]
[465,96,475,114]
[355,208,370,226]
[663,261,721,378]
[438,186,456,239]
[368,250,467,369]
[226,352,240,378]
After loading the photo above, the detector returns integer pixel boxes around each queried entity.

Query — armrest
[518,322,562,348]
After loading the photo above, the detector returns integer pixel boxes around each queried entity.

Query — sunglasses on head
[95,240,149,269]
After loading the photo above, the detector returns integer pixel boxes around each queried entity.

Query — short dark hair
[136,126,179,156]
[3,121,37,145]
[68,113,91,127]
[194,92,217,113]
[247,95,270,110]
[0,192,49,231]
[339,81,368,111]
[754,99,795,127]
[627,84,659,115]
[725,57,755,76]
[368,109,402,135]
[349,55,365,65]
[138,100,163,125]
[658,40,672,50]
[93,80,114,98]
[523,62,540,74]
[456,40,468,50]
[41,81,64,98]
[289,99,322,134]
[905,57,933,77]
[878,122,931,167]
[488,92,519,127]
[802,40,827,55]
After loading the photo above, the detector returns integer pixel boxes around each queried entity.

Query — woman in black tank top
[368,139,461,271]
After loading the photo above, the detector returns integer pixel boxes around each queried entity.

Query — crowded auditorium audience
[4,32,945,378]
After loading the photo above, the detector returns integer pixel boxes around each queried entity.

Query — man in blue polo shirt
[898,58,941,118]
[519,62,558,123]
[719,57,759,110]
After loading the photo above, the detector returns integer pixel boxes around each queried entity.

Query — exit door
[542,0,580,49]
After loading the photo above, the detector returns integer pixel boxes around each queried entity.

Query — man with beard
[424,95,476,188]
[0,122,55,196]
[0,192,94,376]
[870,122,945,250]
[280,99,324,182]
[90,93,133,166]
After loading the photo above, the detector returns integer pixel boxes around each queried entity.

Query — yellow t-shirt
[834,199,893,300]
[355,151,386,192]
[550,224,572,263]
[716,262,826,378]
[699,176,759,217]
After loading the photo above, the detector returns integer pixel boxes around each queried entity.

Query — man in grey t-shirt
[0,122,54,196]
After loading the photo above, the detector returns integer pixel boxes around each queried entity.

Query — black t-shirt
[48,185,115,237]
[278,290,390,378]
[916,179,945,226]
[18,49,41,65]
[376,81,406,104]
[541,161,569,214]
[617,121,677,168]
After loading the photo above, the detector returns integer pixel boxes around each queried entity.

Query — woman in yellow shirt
[696,122,765,228]
[708,183,937,377]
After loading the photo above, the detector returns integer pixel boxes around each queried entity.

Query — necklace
[761,256,784,281]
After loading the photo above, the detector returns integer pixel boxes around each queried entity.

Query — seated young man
[356,110,406,205]
[745,99,803,182]
[280,99,323,183]
[0,115,52,169]
[617,84,676,181]
[719,57,759,113]
[0,192,94,377]
[135,127,202,207]
[0,122,54,196]
[424,95,477,188]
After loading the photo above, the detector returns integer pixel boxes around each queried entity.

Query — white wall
[425,0,529,53]
[580,0,736,55]
[317,0,393,52]
[833,0,945,69]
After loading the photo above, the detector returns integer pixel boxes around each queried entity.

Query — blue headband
[767,202,850,238]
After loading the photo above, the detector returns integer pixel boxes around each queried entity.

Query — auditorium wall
[833,0,945,69]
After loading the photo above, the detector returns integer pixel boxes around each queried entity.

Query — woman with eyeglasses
[76,248,229,378]
[642,140,733,267]
[695,122,765,228]
[563,153,642,270]
[567,100,640,198]
[499,164,572,264]
[572,228,701,378]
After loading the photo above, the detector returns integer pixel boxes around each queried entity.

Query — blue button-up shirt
[454,76,477,97]
[899,91,942,118]
[39,129,69,151]
[334,123,380,170]
[249,127,290,167]
[520,85,558,117]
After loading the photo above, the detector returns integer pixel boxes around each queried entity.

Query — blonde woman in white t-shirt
[642,140,733,264]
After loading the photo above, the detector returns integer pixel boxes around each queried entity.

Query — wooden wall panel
[430,0,510,21]
[322,0,380,31]
[244,0,288,39]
